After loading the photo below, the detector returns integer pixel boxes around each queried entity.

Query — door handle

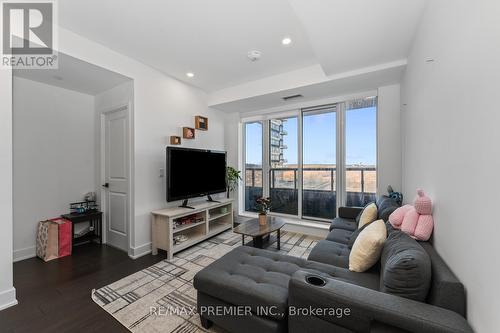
[102,183,109,188]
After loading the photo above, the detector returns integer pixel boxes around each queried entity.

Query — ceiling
[14,52,131,95]
[211,62,405,113]
[58,0,317,92]
[289,0,427,76]
[58,0,427,93]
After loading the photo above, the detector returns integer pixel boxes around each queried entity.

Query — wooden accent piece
[233,216,285,237]
[195,116,208,131]
[170,136,181,145]
[182,127,195,139]
[233,216,285,250]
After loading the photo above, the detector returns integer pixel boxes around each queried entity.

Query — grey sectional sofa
[193,197,473,333]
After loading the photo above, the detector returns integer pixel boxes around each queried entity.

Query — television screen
[167,147,227,202]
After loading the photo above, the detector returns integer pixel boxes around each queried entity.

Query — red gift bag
[50,218,72,257]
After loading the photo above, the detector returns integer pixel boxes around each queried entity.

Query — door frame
[99,103,134,255]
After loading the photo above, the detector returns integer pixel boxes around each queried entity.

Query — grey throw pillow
[380,228,431,302]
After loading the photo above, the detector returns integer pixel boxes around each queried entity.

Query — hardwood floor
[0,244,164,333]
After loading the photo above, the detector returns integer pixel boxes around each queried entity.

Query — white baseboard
[0,287,17,311]
[13,246,36,262]
[129,242,152,259]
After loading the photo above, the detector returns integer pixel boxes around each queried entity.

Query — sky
[245,106,376,166]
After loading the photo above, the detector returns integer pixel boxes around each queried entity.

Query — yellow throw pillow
[358,203,378,228]
[349,219,387,272]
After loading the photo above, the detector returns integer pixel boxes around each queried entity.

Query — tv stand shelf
[151,198,233,259]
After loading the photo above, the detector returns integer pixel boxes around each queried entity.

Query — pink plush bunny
[388,189,434,241]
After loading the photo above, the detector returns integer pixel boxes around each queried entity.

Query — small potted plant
[255,197,271,226]
[226,166,242,199]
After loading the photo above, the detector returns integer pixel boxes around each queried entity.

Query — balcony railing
[244,167,376,220]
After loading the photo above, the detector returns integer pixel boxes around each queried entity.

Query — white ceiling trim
[208,59,406,107]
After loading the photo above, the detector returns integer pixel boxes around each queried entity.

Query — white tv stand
[151,198,233,259]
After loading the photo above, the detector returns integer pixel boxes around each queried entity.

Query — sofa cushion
[326,228,353,245]
[358,202,378,228]
[307,240,350,269]
[329,217,357,232]
[380,226,431,302]
[194,246,378,321]
[376,195,400,222]
[349,220,387,272]
[420,242,466,316]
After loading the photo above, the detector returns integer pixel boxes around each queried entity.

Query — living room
[0,0,497,332]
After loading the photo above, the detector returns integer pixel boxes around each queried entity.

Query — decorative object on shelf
[84,192,96,202]
[170,136,181,145]
[195,115,208,130]
[70,200,98,214]
[173,234,189,245]
[256,197,272,226]
[183,127,195,139]
[226,166,242,199]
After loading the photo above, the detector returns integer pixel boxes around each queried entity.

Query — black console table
[61,211,102,249]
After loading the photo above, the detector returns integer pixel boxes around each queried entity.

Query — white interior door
[103,106,129,252]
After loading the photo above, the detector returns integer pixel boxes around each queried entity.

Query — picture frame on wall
[195,116,208,131]
[170,136,181,145]
[183,127,195,139]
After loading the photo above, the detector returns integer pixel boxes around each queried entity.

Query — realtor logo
[1,1,58,68]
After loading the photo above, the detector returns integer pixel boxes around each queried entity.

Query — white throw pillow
[349,219,387,272]
[358,203,378,228]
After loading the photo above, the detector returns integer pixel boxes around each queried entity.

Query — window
[345,97,377,207]
[241,97,377,222]
[302,106,336,220]
[269,117,298,215]
[244,122,263,212]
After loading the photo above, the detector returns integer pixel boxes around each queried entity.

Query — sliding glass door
[269,117,298,215]
[244,122,263,212]
[302,106,337,220]
[242,97,377,222]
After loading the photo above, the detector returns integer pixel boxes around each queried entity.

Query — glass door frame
[240,107,342,222]
[300,103,343,223]
[240,110,299,218]
[239,97,377,222]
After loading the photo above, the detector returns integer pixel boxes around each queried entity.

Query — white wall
[401,0,500,331]
[12,77,96,261]
[0,69,16,310]
[53,27,228,258]
[377,84,402,195]
[224,112,241,211]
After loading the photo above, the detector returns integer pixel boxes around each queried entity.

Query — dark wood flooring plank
[0,243,164,333]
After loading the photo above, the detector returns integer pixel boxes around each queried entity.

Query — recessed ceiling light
[282,37,292,46]
[186,72,194,78]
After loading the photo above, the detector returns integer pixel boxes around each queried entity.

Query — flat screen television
[167,147,227,207]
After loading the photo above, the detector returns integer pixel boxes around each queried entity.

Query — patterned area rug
[92,230,321,333]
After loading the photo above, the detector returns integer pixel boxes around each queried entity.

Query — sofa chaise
[193,197,473,333]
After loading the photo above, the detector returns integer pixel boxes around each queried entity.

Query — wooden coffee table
[233,216,285,250]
